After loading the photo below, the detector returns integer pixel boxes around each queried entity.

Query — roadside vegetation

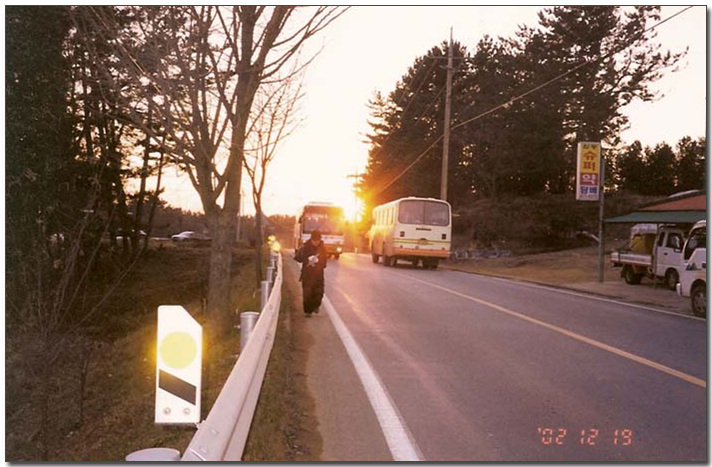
[449,193,656,254]
[5,243,258,461]
[6,6,336,461]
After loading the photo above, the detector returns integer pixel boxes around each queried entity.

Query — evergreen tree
[644,143,677,195]
[360,7,685,206]
[676,136,706,191]
[361,42,472,209]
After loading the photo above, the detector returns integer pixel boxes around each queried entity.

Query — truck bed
[610,250,652,268]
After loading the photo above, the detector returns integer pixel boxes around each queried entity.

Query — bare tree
[244,74,304,287]
[85,6,346,328]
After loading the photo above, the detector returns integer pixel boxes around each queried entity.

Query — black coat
[295,240,327,281]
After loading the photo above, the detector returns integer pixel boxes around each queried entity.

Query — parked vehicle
[676,220,706,317]
[610,224,686,289]
[171,231,211,243]
[294,202,345,259]
[368,197,451,270]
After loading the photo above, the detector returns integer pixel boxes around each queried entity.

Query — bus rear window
[398,200,449,226]
[424,201,449,226]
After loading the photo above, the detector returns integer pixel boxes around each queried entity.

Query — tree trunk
[206,213,234,331]
[132,100,152,258]
[142,135,165,255]
[254,205,263,289]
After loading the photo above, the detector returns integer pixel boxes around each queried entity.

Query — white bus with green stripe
[368,197,451,270]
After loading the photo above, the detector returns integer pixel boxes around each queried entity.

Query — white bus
[294,202,345,259]
[368,197,451,269]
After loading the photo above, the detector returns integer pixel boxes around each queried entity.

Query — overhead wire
[370,6,695,197]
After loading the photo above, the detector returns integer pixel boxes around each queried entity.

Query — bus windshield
[302,208,344,235]
[398,200,450,226]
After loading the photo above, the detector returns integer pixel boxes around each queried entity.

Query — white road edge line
[322,295,424,461]
[446,269,705,322]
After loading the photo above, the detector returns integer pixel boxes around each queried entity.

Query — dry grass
[5,245,258,461]
[442,246,620,285]
[243,260,322,461]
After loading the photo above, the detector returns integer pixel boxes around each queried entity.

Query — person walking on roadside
[294,230,328,317]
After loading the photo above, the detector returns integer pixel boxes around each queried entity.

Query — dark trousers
[302,272,325,314]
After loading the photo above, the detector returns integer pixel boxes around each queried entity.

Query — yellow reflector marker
[159,331,197,370]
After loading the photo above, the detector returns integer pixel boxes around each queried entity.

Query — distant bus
[294,202,345,259]
[368,197,451,269]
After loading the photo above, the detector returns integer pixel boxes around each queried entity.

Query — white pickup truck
[610,224,686,290]
[676,220,706,317]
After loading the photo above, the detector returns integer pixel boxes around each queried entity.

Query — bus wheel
[384,255,393,267]
[431,259,439,270]
[371,253,379,263]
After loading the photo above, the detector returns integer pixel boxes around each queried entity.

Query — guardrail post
[266,266,275,284]
[260,280,271,310]
[126,448,181,461]
[240,311,260,353]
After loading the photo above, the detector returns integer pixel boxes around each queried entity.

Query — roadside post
[126,448,181,462]
[239,311,260,353]
[576,141,605,282]
[154,305,202,425]
[261,280,271,310]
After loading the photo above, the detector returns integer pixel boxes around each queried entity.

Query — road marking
[400,273,706,389]
[480,274,705,322]
[322,295,424,461]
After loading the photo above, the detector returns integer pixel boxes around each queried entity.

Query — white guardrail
[181,251,283,461]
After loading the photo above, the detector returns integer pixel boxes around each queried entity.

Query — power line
[372,6,694,197]
[451,5,694,133]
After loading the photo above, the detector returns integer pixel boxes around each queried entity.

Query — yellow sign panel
[576,142,601,201]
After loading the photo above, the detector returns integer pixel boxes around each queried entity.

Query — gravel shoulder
[440,246,694,317]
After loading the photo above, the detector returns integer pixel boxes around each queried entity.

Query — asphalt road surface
[287,252,707,462]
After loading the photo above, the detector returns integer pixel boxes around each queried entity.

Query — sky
[159,6,707,218]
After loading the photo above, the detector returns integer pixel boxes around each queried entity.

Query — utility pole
[346,171,361,253]
[598,150,605,283]
[440,28,453,202]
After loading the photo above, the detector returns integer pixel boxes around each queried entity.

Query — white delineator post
[240,311,260,353]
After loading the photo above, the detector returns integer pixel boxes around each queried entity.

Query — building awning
[605,210,706,224]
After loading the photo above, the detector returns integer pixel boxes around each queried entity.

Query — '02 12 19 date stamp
[537,427,633,446]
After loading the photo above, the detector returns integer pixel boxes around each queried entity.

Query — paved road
[289,252,707,462]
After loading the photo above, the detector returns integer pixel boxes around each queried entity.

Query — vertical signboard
[155,305,202,425]
[576,142,602,201]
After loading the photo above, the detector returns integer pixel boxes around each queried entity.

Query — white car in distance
[171,231,211,243]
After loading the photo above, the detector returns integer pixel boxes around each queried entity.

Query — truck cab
[676,220,706,317]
